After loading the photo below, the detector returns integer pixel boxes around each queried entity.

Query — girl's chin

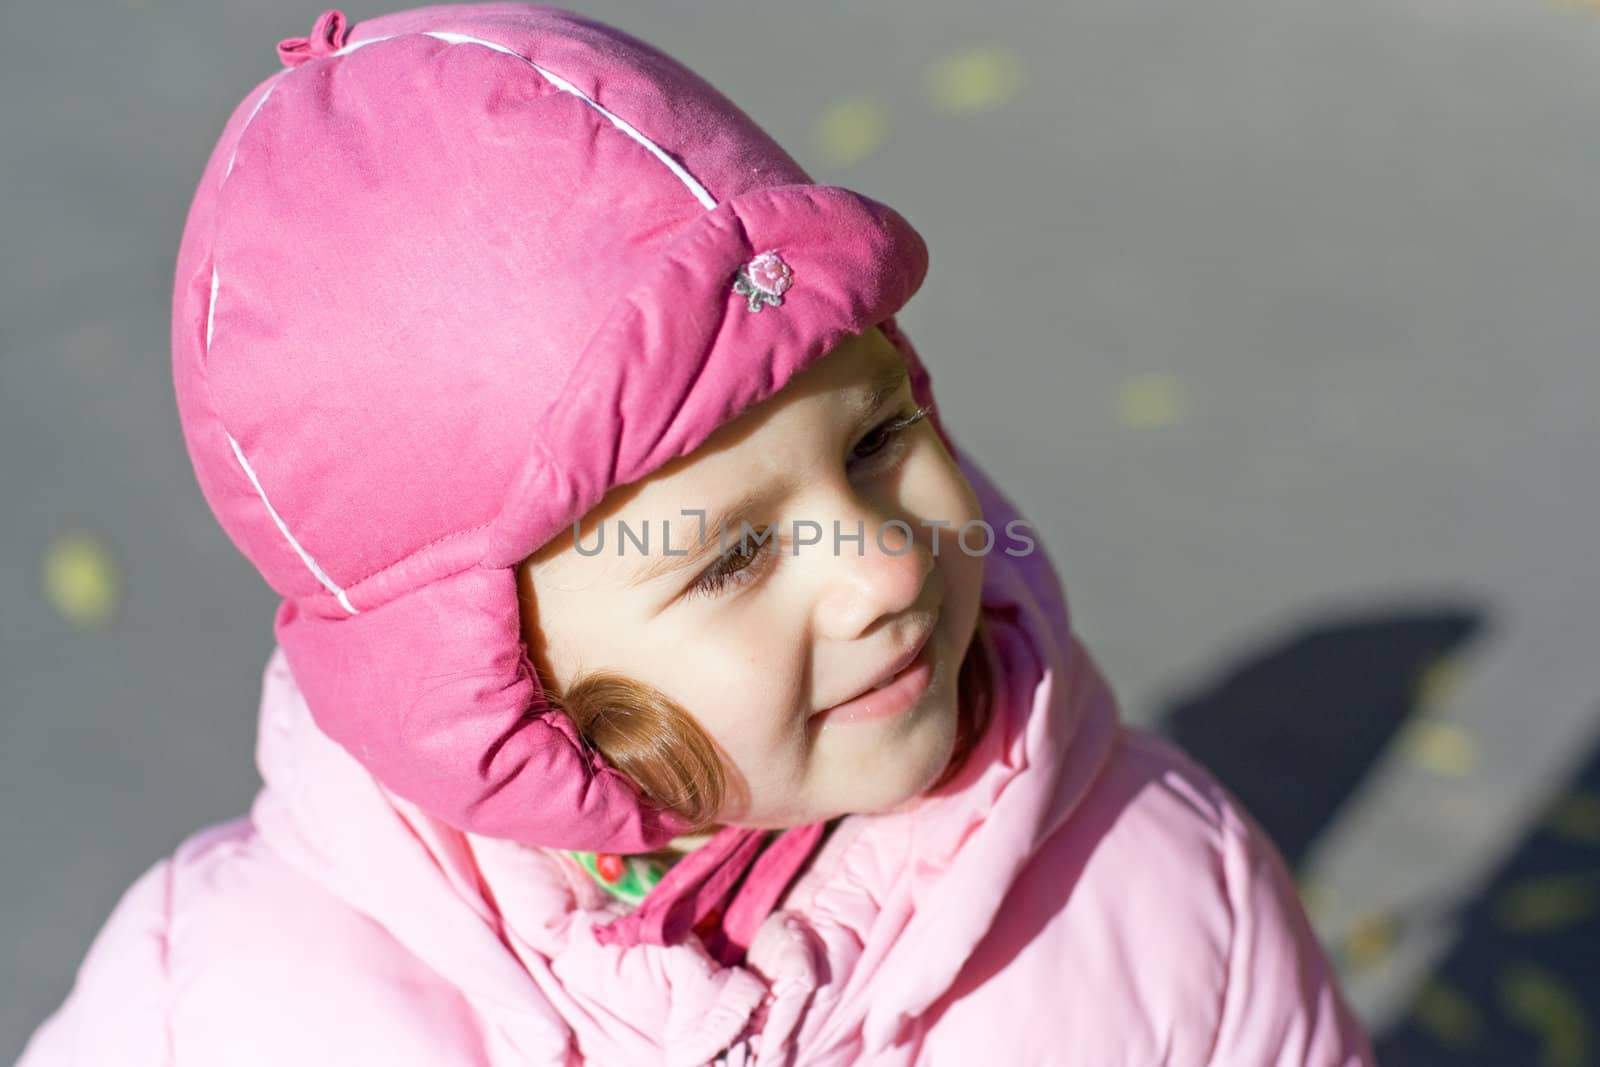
[864,718,963,814]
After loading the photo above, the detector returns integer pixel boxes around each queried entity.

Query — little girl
[19,5,1378,1064]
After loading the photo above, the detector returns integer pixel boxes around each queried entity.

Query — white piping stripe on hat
[207,26,713,614]
[211,67,356,613]
[224,69,291,181]
[206,265,218,349]
[333,30,719,209]
[225,430,360,616]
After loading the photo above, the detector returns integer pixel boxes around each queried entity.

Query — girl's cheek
[924,466,982,535]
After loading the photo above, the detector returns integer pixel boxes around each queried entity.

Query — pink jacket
[17,459,1378,1066]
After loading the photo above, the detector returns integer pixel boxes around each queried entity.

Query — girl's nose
[808,504,936,642]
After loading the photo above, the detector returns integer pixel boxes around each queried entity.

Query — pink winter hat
[171,3,954,959]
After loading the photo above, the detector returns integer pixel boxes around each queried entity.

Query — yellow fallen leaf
[1116,373,1187,428]
[1544,791,1600,847]
[43,530,119,627]
[1497,961,1592,1067]
[1412,978,1487,1050]
[1402,721,1479,777]
[1414,657,1463,712]
[1494,874,1600,933]
[814,97,890,168]
[927,46,1025,114]
[1342,912,1394,969]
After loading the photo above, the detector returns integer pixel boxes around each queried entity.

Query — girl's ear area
[514,566,565,695]
[865,324,899,356]
[513,558,543,652]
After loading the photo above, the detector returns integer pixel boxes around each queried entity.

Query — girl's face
[518,327,985,831]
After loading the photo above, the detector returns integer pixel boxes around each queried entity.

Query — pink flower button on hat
[732,250,793,312]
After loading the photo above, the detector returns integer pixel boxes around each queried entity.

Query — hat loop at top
[276,8,351,68]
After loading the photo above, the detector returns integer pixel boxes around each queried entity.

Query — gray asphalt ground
[5,0,1598,1061]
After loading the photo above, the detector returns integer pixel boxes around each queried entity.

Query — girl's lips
[811,639,936,727]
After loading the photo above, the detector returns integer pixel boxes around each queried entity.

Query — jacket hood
[248,449,1122,1065]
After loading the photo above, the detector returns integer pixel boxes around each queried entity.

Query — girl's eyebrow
[626,361,911,590]
[843,361,912,421]
[627,487,767,589]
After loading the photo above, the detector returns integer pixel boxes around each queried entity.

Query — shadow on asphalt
[1152,603,1600,1065]
[1376,725,1600,1066]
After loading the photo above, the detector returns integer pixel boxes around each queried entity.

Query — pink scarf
[592,822,831,966]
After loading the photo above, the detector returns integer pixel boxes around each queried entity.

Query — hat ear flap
[273,563,695,851]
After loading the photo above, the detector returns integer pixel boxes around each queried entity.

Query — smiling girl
[20,5,1376,1064]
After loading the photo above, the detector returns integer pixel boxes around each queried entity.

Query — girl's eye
[685,401,934,601]
[850,403,934,468]
[687,527,780,600]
